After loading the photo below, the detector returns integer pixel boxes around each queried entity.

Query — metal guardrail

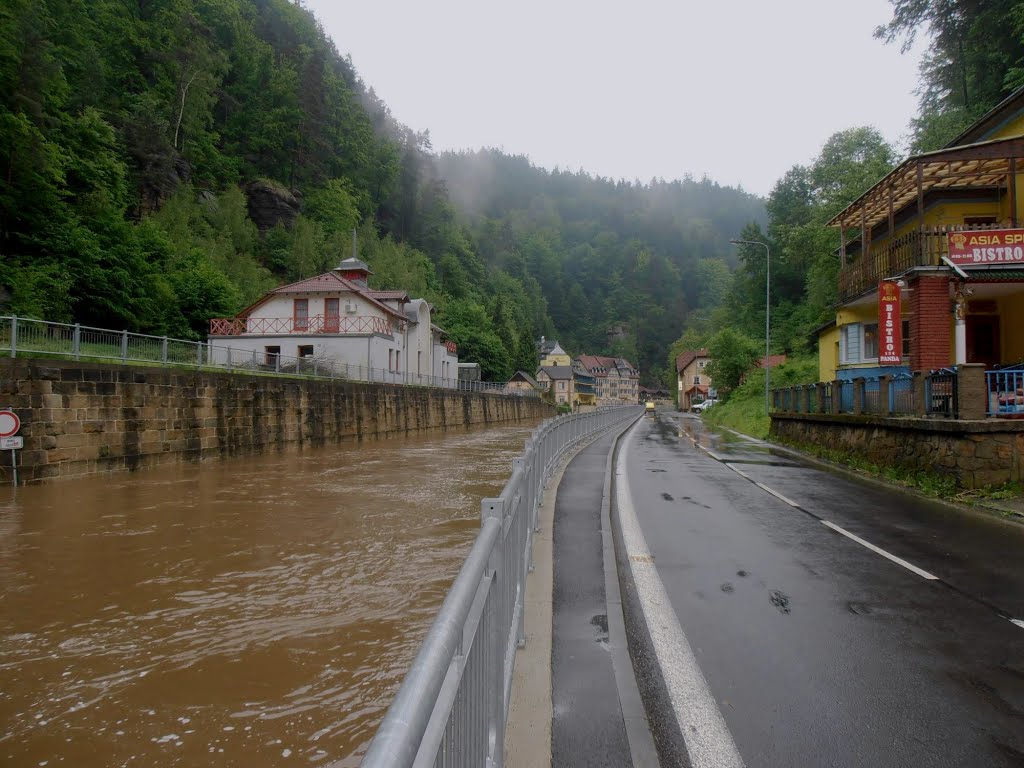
[0,316,536,397]
[359,405,644,768]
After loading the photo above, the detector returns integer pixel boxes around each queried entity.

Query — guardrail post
[481,496,506,768]
[73,323,81,360]
[227,347,233,372]
[275,353,281,374]
[10,316,17,358]
[161,336,168,364]
[120,329,128,362]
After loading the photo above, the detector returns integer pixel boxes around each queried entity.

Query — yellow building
[820,86,1024,383]
[539,341,571,368]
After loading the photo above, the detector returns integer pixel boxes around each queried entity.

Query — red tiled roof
[676,348,709,373]
[576,354,609,376]
[759,354,788,368]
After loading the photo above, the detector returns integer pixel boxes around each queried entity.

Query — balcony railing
[838,223,1004,301]
[209,314,393,337]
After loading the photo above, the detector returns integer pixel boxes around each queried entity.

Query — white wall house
[208,258,459,387]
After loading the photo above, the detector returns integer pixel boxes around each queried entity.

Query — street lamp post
[730,239,771,414]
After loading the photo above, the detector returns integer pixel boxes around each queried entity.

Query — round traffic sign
[0,410,20,438]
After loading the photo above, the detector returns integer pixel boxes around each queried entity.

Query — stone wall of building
[770,412,1024,489]
[0,359,553,485]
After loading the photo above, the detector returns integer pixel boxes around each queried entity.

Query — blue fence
[987,366,1024,417]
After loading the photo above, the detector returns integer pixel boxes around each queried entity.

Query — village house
[576,354,642,405]
[818,86,1024,391]
[504,370,543,396]
[536,365,574,404]
[675,348,713,411]
[208,257,459,385]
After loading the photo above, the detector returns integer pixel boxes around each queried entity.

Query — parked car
[693,399,717,413]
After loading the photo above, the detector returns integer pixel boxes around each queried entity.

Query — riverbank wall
[0,358,553,485]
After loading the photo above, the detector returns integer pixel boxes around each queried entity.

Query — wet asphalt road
[621,411,1024,768]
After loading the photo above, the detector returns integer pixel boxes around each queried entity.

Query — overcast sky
[306,0,925,197]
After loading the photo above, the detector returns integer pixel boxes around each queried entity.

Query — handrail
[360,405,644,768]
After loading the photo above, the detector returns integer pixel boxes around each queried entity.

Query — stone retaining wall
[770,412,1024,489]
[0,359,553,485]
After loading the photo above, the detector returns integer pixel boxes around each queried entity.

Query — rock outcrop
[245,180,301,231]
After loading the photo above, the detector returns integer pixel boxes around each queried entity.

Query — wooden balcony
[209,314,394,336]
[838,224,1005,301]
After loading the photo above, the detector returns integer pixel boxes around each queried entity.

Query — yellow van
[645,401,656,414]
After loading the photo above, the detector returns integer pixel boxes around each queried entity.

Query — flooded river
[0,421,541,767]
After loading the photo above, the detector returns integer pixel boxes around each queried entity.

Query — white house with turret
[207,258,458,386]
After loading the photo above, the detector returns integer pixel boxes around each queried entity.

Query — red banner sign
[947,228,1024,266]
[878,281,902,365]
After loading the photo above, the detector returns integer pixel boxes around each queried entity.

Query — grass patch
[778,438,960,499]
[703,356,819,440]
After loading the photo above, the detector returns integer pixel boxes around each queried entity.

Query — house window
[324,298,340,332]
[902,320,911,358]
[265,345,280,366]
[840,322,879,364]
[863,323,879,360]
[298,345,314,358]
[293,299,309,331]
[388,350,393,370]
[558,381,566,390]
[693,375,701,385]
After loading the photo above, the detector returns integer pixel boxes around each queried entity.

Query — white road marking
[618,425,745,768]
[752,482,801,509]
[1011,619,1024,630]
[821,521,938,580]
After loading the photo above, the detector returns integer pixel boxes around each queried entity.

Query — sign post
[878,281,902,365]
[0,409,21,487]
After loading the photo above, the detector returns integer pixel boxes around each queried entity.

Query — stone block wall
[0,359,554,485]
[770,412,1024,489]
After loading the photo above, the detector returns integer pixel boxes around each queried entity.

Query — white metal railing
[0,316,537,396]
[359,405,643,768]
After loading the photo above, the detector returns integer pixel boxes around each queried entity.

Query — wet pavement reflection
[0,421,539,767]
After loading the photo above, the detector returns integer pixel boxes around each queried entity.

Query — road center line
[821,520,939,580]
[618,424,745,768]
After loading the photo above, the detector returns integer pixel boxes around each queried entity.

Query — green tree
[706,328,760,399]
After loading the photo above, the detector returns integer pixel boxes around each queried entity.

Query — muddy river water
[0,421,541,767]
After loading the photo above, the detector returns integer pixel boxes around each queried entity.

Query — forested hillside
[0,0,764,385]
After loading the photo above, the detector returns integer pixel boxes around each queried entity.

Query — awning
[827,136,1024,231]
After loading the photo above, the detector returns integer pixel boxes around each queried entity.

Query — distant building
[676,348,712,411]
[208,257,458,384]
[571,359,597,406]
[538,340,571,368]
[536,365,575,404]
[504,370,543,396]
[576,354,641,404]
[457,362,481,383]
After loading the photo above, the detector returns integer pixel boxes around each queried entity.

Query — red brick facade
[909,275,952,370]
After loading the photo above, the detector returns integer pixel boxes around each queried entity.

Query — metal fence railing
[986,365,1024,417]
[360,406,644,768]
[924,368,958,418]
[889,373,915,415]
[0,316,538,397]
